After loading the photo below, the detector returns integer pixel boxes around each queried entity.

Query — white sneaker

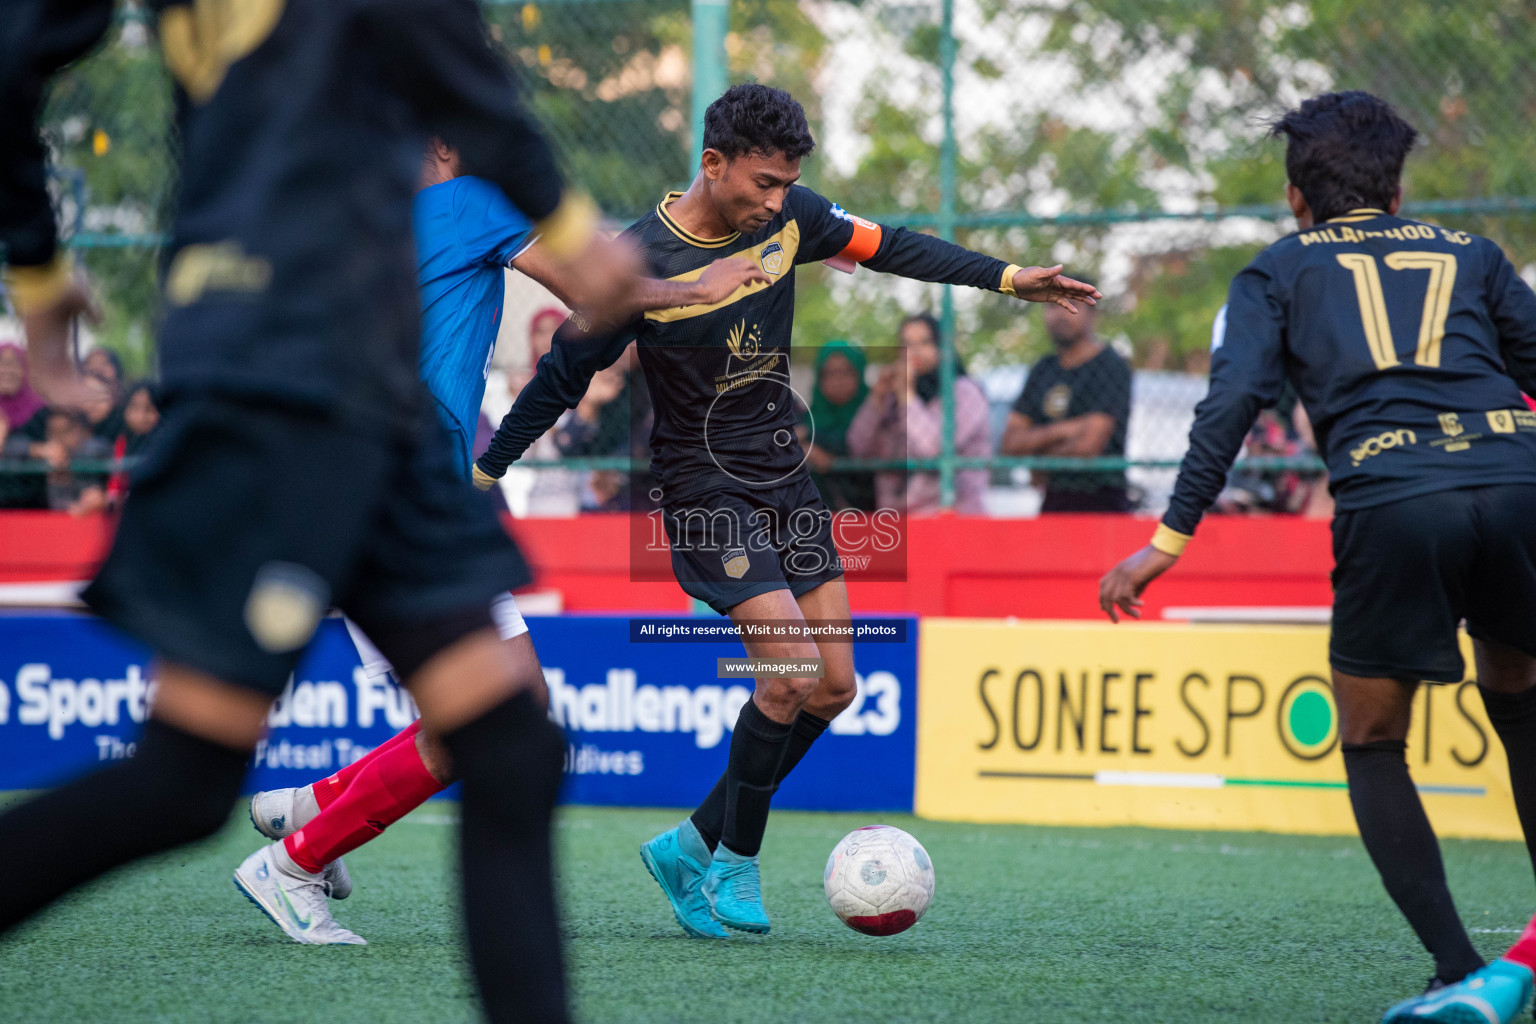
[322,858,353,901]
[233,843,366,946]
[248,788,352,899]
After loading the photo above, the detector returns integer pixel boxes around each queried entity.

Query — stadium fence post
[937,0,958,509]
[690,0,729,165]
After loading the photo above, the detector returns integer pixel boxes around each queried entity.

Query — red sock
[312,720,422,810]
[285,727,445,873]
[1505,914,1536,971]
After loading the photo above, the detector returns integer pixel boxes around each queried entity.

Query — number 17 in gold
[1336,251,1457,370]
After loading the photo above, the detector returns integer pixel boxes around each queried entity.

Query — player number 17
[1336,251,1457,370]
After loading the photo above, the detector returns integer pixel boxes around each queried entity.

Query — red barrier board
[0,511,1333,620]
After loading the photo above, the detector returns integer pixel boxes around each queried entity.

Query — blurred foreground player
[236,139,771,939]
[0,2,638,1021]
[1098,92,1536,1020]
[475,83,1099,939]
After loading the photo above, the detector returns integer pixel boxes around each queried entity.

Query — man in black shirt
[475,83,1099,939]
[0,3,637,1020]
[1100,92,1536,1023]
[1001,293,1132,511]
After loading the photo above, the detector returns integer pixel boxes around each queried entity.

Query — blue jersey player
[235,138,775,943]
[1100,92,1536,1024]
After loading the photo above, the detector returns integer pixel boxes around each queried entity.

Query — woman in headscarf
[0,342,47,435]
[847,313,992,515]
[799,339,875,511]
[106,380,161,508]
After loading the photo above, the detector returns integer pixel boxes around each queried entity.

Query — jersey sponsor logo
[1439,412,1464,438]
[1043,383,1072,421]
[1488,410,1517,434]
[1349,428,1416,466]
[165,242,272,306]
[721,548,751,579]
[726,318,763,361]
[759,241,785,276]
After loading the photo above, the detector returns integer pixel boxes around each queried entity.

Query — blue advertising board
[0,611,917,811]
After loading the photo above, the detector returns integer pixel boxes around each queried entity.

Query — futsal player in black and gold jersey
[1100,92,1536,1023]
[476,83,1099,938]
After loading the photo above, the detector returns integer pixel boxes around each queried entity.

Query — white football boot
[248,787,352,899]
[233,842,366,946]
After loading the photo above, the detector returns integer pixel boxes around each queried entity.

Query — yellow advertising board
[916,620,1517,839]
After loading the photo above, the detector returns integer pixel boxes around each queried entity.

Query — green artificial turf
[0,802,1530,1023]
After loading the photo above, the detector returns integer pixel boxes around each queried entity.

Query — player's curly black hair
[1269,91,1419,224]
[702,83,816,162]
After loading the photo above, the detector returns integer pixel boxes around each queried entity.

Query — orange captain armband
[822,209,882,274]
[1149,523,1191,557]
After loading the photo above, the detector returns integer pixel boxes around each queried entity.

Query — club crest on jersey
[722,547,751,579]
[1439,412,1464,437]
[759,241,785,276]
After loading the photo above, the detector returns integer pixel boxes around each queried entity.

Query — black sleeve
[1162,266,1286,537]
[475,318,635,478]
[0,0,115,268]
[1485,239,1536,396]
[861,228,1012,292]
[358,0,564,224]
[787,187,1011,291]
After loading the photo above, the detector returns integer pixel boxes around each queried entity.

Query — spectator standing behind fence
[81,347,123,397]
[106,380,160,509]
[0,407,110,514]
[0,342,46,432]
[848,313,991,515]
[799,339,875,511]
[80,375,124,441]
[1001,294,1132,511]
[509,307,585,515]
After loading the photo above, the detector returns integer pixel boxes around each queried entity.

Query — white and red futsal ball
[823,825,934,936]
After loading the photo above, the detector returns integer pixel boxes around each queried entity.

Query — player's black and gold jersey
[479,185,1017,502]
[2,0,566,430]
[1163,209,1536,536]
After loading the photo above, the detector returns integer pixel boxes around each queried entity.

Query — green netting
[9,1,1535,508]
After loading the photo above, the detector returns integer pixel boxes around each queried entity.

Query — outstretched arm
[863,229,1100,312]
[1099,269,1285,621]
[472,318,636,489]
[788,188,1099,310]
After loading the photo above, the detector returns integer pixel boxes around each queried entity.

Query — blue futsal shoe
[701,844,770,934]
[1381,960,1534,1024]
[639,820,729,939]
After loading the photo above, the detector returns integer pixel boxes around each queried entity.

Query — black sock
[442,691,570,1024]
[1478,685,1536,883]
[0,718,247,931]
[693,711,830,852]
[1343,740,1484,983]
[716,699,793,858]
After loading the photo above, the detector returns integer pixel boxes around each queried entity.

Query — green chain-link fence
[4,0,1534,512]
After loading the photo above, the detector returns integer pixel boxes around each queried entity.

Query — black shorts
[1330,484,1536,681]
[663,474,844,615]
[83,394,524,695]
